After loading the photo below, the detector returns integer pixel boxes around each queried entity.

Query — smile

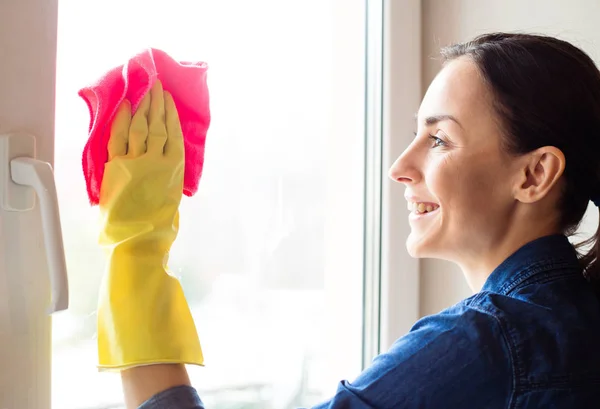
[407,201,440,216]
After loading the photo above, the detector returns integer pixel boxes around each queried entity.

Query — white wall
[419,0,600,316]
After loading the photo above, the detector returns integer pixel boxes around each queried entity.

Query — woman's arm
[120,303,512,409]
[121,364,192,408]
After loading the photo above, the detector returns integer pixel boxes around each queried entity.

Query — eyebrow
[414,113,463,129]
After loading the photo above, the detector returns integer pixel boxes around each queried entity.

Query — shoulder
[471,284,600,391]
[398,295,512,366]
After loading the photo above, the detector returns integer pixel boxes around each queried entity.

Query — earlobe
[514,146,566,204]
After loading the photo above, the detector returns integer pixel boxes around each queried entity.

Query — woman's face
[389,58,520,263]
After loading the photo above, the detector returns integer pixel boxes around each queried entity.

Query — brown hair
[441,33,600,292]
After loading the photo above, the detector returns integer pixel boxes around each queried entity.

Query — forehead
[418,58,495,129]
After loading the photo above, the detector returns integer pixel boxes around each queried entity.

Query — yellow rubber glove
[97,80,203,370]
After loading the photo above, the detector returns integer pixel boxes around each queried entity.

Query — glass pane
[53,1,366,408]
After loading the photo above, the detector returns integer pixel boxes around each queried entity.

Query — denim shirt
[139,235,600,408]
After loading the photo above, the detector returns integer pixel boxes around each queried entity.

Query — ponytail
[578,200,600,294]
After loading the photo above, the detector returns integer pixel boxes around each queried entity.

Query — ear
[513,146,566,204]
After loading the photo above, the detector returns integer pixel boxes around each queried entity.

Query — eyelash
[429,134,446,148]
[412,132,447,148]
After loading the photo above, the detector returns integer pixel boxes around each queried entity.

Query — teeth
[409,202,438,214]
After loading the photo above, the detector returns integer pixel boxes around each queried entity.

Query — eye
[428,134,447,148]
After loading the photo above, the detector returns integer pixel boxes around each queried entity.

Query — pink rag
[79,48,210,205]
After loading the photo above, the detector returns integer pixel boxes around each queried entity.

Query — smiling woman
[43,0,600,403]
[380,33,600,408]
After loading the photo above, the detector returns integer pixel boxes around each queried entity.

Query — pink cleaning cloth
[79,48,210,205]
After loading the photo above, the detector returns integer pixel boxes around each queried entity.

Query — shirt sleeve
[138,385,204,409]
[310,304,513,409]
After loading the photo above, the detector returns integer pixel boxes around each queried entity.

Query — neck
[458,221,561,293]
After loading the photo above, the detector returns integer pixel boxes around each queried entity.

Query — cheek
[425,155,463,203]
[428,154,503,221]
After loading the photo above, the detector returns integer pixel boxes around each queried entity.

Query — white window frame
[363,0,421,363]
[0,1,59,408]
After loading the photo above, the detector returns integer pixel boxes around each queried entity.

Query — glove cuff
[96,247,203,370]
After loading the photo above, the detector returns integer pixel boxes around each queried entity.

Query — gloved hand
[97,80,203,370]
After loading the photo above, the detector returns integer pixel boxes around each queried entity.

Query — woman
[100,33,600,408]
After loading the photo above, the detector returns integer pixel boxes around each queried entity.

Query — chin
[406,231,439,259]
[406,234,423,258]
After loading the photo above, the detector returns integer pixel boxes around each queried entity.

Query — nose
[388,143,421,185]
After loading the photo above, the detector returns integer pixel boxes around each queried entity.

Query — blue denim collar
[481,234,582,295]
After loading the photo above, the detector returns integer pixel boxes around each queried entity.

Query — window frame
[363,0,422,363]
[0,1,59,408]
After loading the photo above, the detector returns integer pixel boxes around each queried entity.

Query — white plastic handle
[10,157,69,313]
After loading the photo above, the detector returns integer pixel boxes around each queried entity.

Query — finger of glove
[164,91,185,160]
[147,80,168,156]
[128,89,151,157]
[108,100,131,160]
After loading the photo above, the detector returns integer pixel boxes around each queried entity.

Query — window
[52,1,366,408]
